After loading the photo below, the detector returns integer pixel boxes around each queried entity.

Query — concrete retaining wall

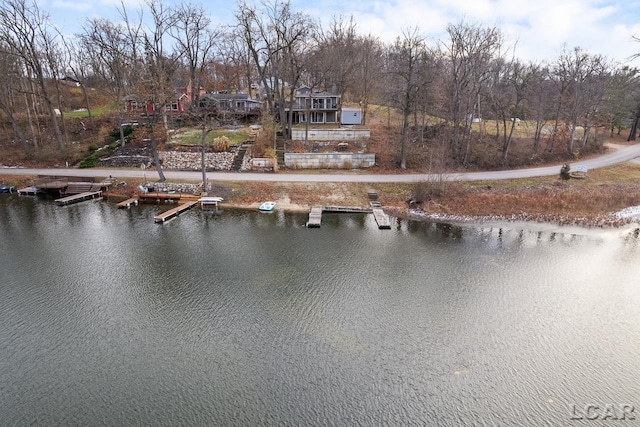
[284,153,375,169]
[291,128,370,141]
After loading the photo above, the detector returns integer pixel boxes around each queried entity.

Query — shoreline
[385,206,640,230]
[3,169,640,230]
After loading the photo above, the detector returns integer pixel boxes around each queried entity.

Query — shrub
[79,155,98,168]
[263,147,276,158]
[213,135,230,152]
[88,144,97,152]
[560,164,571,180]
[108,125,134,144]
[411,175,465,203]
[78,144,115,168]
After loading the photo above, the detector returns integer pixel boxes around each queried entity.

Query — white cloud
[322,0,640,64]
[44,0,640,65]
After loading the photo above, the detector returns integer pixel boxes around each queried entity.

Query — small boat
[258,201,276,212]
[0,184,16,193]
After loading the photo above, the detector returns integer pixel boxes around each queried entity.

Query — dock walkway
[18,186,40,195]
[117,197,139,209]
[154,200,198,223]
[306,206,323,228]
[372,208,391,229]
[55,191,102,206]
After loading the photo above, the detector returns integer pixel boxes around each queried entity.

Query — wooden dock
[306,206,323,228]
[117,197,139,209]
[154,200,198,223]
[372,207,391,229]
[55,191,102,206]
[323,205,373,213]
[18,186,40,195]
[306,205,391,229]
[138,192,199,203]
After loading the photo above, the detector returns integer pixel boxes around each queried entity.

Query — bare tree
[0,44,29,155]
[318,15,359,98]
[170,2,218,110]
[62,35,95,129]
[443,21,503,166]
[141,0,180,130]
[0,0,66,152]
[526,63,553,152]
[82,18,136,146]
[605,66,639,137]
[236,0,316,139]
[382,27,427,169]
[352,34,383,125]
[487,58,531,162]
[552,47,607,154]
[170,2,219,192]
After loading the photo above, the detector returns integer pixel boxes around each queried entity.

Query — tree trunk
[150,139,166,181]
[80,84,94,129]
[568,123,576,154]
[400,110,409,170]
[201,120,207,195]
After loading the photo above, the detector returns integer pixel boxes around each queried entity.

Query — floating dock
[18,186,40,195]
[154,200,198,223]
[117,197,139,209]
[306,206,323,228]
[55,191,102,206]
[372,207,391,229]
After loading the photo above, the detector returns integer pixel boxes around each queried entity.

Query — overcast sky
[48,0,640,65]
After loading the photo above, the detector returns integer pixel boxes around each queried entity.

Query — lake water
[1,195,639,426]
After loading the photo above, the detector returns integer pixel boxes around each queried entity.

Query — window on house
[312,98,326,109]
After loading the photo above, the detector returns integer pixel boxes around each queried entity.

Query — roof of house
[295,88,339,98]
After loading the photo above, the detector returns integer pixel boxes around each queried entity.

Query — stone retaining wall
[148,182,202,194]
[99,155,152,168]
[284,153,375,169]
[159,151,236,171]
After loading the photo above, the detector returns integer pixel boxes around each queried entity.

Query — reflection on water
[1,195,640,426]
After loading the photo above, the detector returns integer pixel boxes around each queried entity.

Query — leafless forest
[1,0,639,170]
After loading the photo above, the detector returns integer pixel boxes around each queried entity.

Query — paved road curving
[2,143,640,183]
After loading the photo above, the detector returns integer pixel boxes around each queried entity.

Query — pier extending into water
[307,206,323,228]
[18,186,40,195]
[117,197,139,209]
[154,200,199,223]
[306,205,391,229]
[55,191,102,206]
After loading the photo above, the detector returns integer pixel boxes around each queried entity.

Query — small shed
[341,108,362,125]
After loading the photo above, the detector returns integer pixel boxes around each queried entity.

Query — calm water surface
[1,195,639,426]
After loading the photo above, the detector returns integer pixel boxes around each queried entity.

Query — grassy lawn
[65,104,115,118]
[168,128,250,146]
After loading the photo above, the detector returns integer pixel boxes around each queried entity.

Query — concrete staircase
[231,144,251,171]
[275,137,285,168]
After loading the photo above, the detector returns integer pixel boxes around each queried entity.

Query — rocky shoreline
[386,207,640,229]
